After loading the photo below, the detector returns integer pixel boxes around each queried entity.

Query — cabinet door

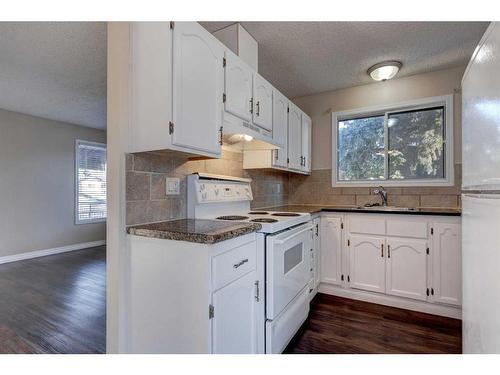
[272,91,288,168]
[320,216,342,286]
[313,218,321,288]
[288,104,303,171]
[224,51,253,122]
[301,113,312,173]
[349,235,385,293]
[386,238,428,301]
[130,22,173,153]
[432,222,461,306]
[172,22,223,157]
[252,74,273,131]
[212,270,259,354]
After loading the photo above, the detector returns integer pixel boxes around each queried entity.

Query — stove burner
[216,215,249,221]
[250,218,278,223]
[248,211,269,215]
[271,212,301,217]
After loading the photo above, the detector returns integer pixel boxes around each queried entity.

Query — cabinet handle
[303,156,306,167]
[387,244,391,258]
[431,288,434,296]
[233,258,248,268]
[254,280,260,302]
[219,126,223,145]
[249,98,253,114]
[381,244,384,257]
[315,224,319,236]
[275,149,279,160]
[256,101,260,116]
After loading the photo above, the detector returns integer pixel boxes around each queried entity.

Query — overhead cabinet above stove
[127,21,310,163]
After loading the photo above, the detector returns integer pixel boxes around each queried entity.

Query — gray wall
[0,108,106,257]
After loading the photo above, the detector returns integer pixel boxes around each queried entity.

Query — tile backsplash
[126,151,461,226]
[126,149,288,225]
[288,165,462,208]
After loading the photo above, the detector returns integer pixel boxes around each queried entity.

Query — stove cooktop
[214,210,311,233]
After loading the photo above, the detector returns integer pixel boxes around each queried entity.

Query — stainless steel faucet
[373,186,388,206]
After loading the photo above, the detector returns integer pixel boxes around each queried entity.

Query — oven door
[266,222,313,320]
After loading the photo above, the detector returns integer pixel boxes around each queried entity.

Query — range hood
[222,132,279,151]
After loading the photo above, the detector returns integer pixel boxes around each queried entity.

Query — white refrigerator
[462,21,500,353]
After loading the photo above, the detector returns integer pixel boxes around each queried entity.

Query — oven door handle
[272,225,313,245]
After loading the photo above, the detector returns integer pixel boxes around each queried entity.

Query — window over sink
[332,95,454,187]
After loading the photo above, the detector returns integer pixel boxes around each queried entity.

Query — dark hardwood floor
[284,293,462,354]
[0,246,106,354]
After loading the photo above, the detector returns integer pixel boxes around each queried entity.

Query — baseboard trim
[0,240,106,265]
[318,283,462,319]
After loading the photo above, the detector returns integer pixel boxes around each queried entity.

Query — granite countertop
[127,219,262,244]
[267,205,462,216]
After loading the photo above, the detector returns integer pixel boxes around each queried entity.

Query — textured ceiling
[200,22,490,98]
[0,22,106,129]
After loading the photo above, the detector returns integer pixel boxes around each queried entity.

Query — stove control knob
[200,183,205,191]
[201,192,207,200]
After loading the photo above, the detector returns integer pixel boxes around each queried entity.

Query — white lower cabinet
[385,238,428,301]
[348,234,386,293]
[431,222,462,306]
[127,233,264,354]
[212,270,259,354]
[320,213,462,316]
[320,215,343,286]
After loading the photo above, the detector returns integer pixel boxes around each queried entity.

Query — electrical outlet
[165,177,180,195]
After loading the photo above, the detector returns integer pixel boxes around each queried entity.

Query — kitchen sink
[355,205,417,212]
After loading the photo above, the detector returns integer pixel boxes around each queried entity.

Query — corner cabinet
[319,213,462,318]
[129,22,223,157]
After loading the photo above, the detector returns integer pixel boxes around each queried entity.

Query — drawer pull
[233,258,249,269]
[381,244,384,258]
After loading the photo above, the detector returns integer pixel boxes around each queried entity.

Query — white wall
[293,66,464,170]
[0,108,106,257]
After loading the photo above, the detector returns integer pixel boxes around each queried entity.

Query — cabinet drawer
[387,219,428,239]
[212,241,256,290]
[348,215,386,235]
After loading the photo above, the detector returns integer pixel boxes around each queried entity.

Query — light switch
[165,177,180,195]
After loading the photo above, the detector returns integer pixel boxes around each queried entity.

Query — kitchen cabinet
[287,103,303,172]
[172,22,224,157]
[127,232,264,353]
[224,50,253,122]
[320,216,343,286]
[309,217,321,300]
[252,74,273,132]
[301,113,312,173]
[431,222,461,306]
[319,213,462,317]
[348,234,386,293]
[129,21,223,157]
[385,238,428,301]
[272,89,288,166]
[212,270,259,354]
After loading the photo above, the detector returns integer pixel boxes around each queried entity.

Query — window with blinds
[76,140,107,224]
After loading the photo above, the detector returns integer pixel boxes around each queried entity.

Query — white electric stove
[187,172,312,354]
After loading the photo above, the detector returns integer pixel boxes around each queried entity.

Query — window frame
[331,95,454,188]
[75,139,107,225]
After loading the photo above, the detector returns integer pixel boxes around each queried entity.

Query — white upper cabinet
[129,22,173,153]
[320,216,343,286]
[288,103,303,171]
[172,22,223,157]
[348,235,386,293]
[431,222,461,306]
[224,50,253,122]
[252,74,273,132]
[272,90,288,168]
[301,113,312,173]
[385,238,428,301]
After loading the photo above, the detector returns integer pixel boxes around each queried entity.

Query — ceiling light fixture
[367,61,402,81]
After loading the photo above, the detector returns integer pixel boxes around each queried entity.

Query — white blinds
[76,140,107,223]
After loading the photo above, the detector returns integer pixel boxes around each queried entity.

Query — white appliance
[187,172,312,353]
[462,22,500,353]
